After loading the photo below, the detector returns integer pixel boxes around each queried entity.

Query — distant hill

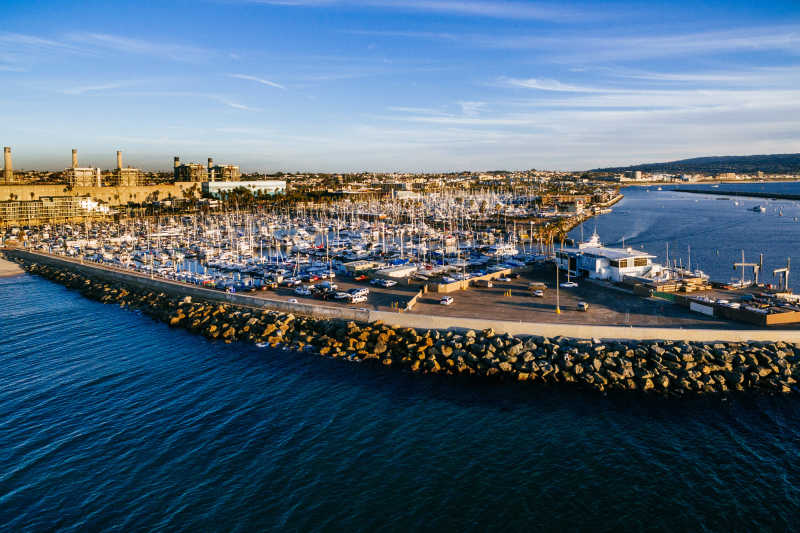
[594,153,800,174]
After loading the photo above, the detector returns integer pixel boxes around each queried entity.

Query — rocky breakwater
[15,259,800,395]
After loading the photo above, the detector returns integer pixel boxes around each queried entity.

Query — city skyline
[2,0,799,172]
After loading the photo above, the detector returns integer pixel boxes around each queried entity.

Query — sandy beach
[0,256,24,277]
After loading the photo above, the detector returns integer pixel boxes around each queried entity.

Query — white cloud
[218,98,262,111]
[65,33,213,62]
[458,101,486,116]
[61,82,130,95]
[229,73,286,89]
[352,25,800,62]
[242,0,575,21]
[497,77,610,92]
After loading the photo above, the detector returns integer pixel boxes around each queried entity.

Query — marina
[5,183,800,328]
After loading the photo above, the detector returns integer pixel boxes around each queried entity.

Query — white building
[202,180,286,198]
[555,234,661,282]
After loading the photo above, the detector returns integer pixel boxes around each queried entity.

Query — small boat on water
[750,205,766,213]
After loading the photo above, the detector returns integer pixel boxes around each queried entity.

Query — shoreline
[7,253,800,395]
[0,257,24,277]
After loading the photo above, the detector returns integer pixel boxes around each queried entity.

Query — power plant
[174,155,240,182]
[63,148,99,187]
[1,147,242,188]
[109,150,141,187]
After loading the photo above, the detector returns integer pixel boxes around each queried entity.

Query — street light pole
[555,256,561,314]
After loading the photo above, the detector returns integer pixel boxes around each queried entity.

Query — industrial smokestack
[72,149,78,168]
[174,156,180,168]
[3,147,11,182]
[207,157,213,169]
[116,150,122,170]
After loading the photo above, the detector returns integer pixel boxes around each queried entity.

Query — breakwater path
[6,251,800,395]
[5,248,800,343]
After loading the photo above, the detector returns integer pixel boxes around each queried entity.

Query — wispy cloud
[241,0,576,21]
[61,82,130,95]
[0,32,85,52]
[65,33,214,62]
[229,73,286,89]
[496,77,611,92]
[349,25,800,62]
[218,97,262,111]
[458,101,486,116]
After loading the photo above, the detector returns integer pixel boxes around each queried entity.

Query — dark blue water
[573,184,800,293]
[2,273,800,530]
[668,181,800,196]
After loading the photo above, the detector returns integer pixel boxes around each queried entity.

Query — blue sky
[2,0,799,172]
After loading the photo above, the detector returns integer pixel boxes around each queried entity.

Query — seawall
[7,252,800,395]
[6,249,800,343]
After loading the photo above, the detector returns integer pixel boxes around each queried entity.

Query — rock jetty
[13,259,800,395]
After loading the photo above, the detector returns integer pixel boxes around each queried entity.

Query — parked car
[381,279,398,287]
[288,298,298,304]
[440,296,454,306]
[350,295,368,304]
[294,286,312,296]
[349,287,369,297]
[577,301,589,312]
[532,289,544,297]
[560,281,578,288]
[334,291,351,300]
[354,274,368,281]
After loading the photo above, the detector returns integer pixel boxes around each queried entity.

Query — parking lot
[251,275,420,312]
[409,264,762,329]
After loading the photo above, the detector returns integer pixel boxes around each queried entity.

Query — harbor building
[201,180,286,199]
[555,233,661,282]
[108,150,141,187]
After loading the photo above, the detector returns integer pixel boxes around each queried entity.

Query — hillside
[594,153,800,174]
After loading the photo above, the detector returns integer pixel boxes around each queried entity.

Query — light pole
[555,255,561,314]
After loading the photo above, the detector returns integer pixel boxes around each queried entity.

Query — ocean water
[3,185,800,531]
[572,184,800,293]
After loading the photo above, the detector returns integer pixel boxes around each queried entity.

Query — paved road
[410,265,797,330]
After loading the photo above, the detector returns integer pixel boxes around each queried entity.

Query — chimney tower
[116,150,123,170]
[174,156,180,168]
[3,147,11,183]
[72,149,78,168]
